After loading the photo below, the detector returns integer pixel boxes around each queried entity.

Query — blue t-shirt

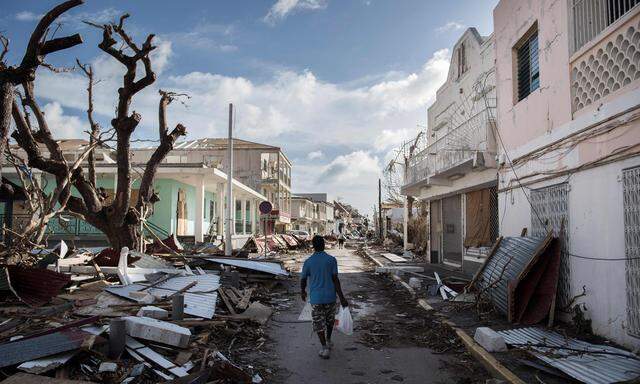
[301,251,338,304]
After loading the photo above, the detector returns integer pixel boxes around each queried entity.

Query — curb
[453,327,526,384]
[361,248,525,384]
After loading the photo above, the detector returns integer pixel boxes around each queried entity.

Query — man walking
[301,235,348,359]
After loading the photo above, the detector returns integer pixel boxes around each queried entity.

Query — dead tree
[0,0,84,186]
[11,12,187,250]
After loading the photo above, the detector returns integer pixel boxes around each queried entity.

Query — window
[516,27,539,101]
[245,200,251,234]
[235,200,243,234]
[456,42,467,79]
[530,183,570,309]
[622,166,640,336]
[571,0,639,53]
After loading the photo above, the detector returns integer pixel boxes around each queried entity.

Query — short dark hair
[312,235,325,252]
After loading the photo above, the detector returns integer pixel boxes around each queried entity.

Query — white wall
[499,156,640,349]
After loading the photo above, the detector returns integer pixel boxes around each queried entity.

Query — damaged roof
[106,273,221,319]
[473,233,555,321]
[205,258,289,276]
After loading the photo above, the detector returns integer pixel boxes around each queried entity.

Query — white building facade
[402,28,499,275]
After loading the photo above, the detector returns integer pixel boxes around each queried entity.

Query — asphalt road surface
[261,246,484,384]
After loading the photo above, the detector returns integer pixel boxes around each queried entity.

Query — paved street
[262,246,486,384]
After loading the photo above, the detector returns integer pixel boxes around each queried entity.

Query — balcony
[570,2,639,112]
[402,104,497,194]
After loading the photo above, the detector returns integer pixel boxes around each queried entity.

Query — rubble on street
[365,237,640,384]
[0,239,306,383]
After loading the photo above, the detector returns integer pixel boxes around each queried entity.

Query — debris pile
[0,241,293,383]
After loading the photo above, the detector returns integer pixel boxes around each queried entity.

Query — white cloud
[263,0,328,25]
[151,38,173,75]
[307,150,323,160]
[15,11,42,21]
[33,43,450,214]
[294,150,381,213]
[373,128,413,152]
[318,150,380,183]
[436,21,465,33]
[163,22,238,53]
[41,102,87,139]
[15,7,121,27]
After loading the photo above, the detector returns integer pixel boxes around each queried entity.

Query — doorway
[442,194,462,267]
[176,188,188,236]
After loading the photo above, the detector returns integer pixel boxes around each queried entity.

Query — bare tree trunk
[0,79,13,180]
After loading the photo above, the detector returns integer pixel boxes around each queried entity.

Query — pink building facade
[494,0,640,348]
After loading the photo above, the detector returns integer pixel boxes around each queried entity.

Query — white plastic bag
[334,306,353,335]
[298,301,312,322]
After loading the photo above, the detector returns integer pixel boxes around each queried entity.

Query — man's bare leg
[317,330,327,346]
[326,320,334,345]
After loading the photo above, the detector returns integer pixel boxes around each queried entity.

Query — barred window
[516,27,540,101]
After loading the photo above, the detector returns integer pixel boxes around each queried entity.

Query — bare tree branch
[76,58,100,187]
[0,0,83,186]
[138,90,187,211]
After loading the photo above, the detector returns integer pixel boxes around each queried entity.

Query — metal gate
[623,166,640,337]
[442,195,463,266]
[531,183,571,308]
[430,200,442,264]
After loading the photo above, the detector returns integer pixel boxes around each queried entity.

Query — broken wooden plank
[217,288,237,316]
[236,288,254,310]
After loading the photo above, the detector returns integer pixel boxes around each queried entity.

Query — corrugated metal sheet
[499,327,640,384]
[475,235,551,317]
[106,274,220,319]
[206,258,289,276]
[130,251,174,269]
[0,329,93,368]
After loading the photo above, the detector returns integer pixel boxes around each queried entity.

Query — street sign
[259,201,273,214]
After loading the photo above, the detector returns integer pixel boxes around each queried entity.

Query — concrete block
[136,306,168,320]
[99,362,118,373]
[408,277,422,289]
[473,327,507,352]
[123,316,191,348]
[129,291,155,304]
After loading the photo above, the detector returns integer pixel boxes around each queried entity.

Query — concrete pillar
[194,179,205,243]
[403,196,409,251]
[252,200,257,234]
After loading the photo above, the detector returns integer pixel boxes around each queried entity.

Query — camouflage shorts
[311,302,337,333]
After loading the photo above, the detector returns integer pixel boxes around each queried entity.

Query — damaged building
[401,27,499,276]
[401,0,640,350]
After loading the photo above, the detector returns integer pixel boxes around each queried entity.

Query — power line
[479,75,639,262]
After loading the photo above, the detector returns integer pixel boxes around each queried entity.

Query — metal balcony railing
[405,103,497,186]
[570,0,639,54]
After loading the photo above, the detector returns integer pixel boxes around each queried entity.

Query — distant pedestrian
[337,232,345,249]
[300,235,349,359]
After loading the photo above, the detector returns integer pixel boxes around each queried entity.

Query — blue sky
[1,0,497,215]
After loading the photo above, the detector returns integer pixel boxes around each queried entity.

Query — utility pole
[225,103,233,256]
[378,178,383,239]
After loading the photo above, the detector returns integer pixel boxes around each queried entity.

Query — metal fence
[530,183,572,309]
[622,166,640,337]
[0,214,170,240]
[571,0,639,54]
